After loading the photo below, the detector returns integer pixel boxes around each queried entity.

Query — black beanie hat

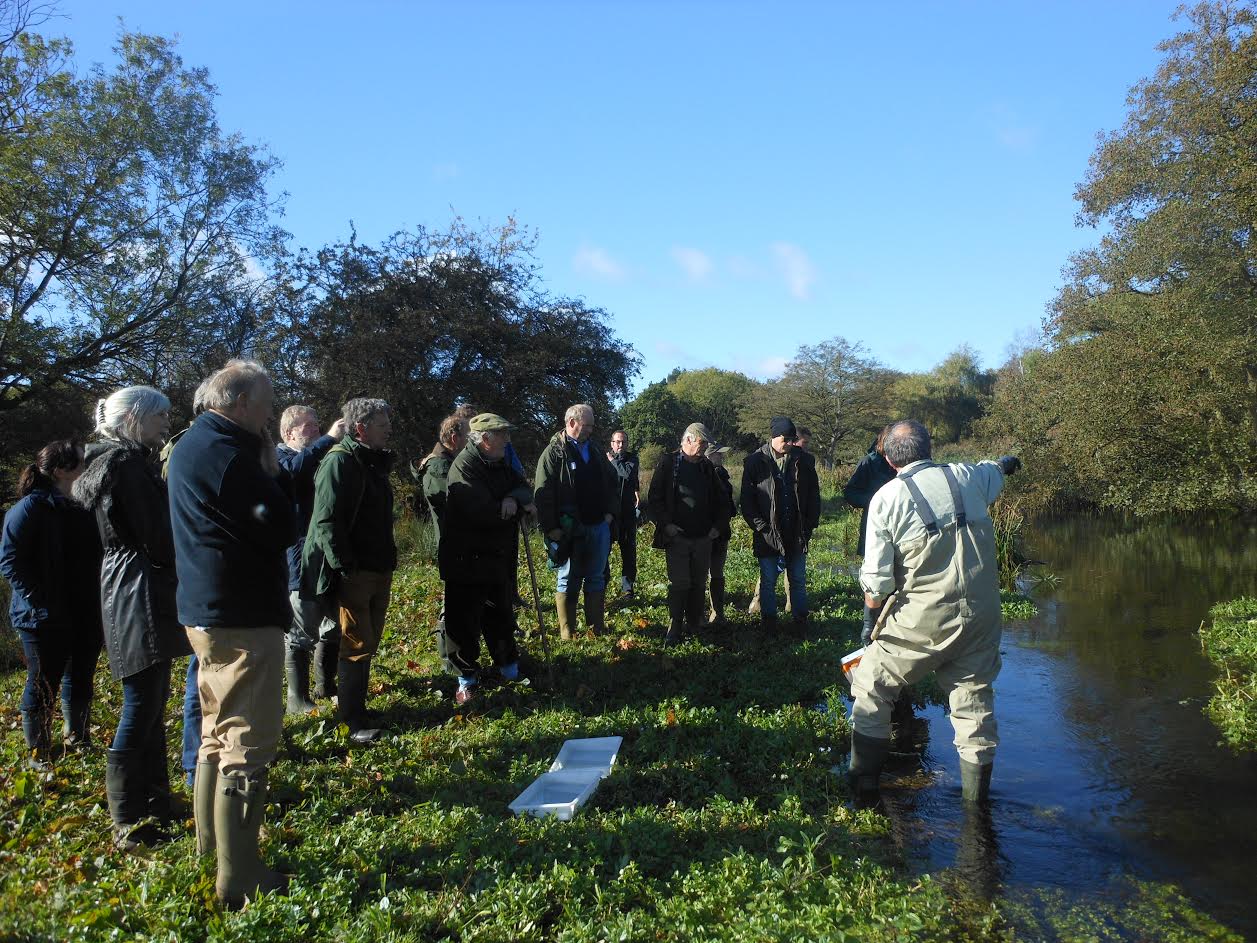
[770,416,796,439]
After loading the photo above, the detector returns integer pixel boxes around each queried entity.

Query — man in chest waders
[848,419,1020,805]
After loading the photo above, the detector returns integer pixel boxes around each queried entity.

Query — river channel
[878,514,1257,939]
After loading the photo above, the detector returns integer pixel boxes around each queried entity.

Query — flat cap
[469,412,514,432]
[684,422,715,442]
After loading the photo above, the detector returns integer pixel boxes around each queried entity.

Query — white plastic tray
[509,768,603,820]
[547,736,623,778]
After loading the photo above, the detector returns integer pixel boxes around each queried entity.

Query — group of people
[2,359,1019,908]
[413,405,821,705]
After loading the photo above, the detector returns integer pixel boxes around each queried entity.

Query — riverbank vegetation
[1200,597,1257,751]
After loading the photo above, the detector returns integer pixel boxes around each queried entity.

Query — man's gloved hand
[997,455,1022,476]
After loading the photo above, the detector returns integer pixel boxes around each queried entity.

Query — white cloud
[756,355,789,377]
[671,246,713,282]
[771,242,817,300]
[572,245,626,281]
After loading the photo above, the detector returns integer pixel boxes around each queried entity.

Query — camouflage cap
[469,413,514,432]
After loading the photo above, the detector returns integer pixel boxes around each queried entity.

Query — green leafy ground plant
[1200,596,1257,752]
[0,508,1234,941]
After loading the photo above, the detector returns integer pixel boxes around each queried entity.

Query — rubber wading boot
[313,637,339,698]
[960,759,993,803]
[106,748,169,850]
[284,650,317,715]
[555,592,575,641]
[63,698,92,750]
[194,761,218,855]
[145,738,186,823]
[337,659,380,743]
[20,710,52,768]
[664,588,687,647]
[848,732,892,804]
[214,769,289,910]
[584,589,607,637]
[791,612,809,640]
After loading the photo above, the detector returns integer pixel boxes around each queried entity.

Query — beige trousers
[186,626,285,777]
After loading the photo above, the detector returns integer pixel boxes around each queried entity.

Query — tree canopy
[982,0,1257,514]
[270,220,639,468]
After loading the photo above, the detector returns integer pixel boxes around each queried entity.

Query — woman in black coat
[0,440,103,763]
[73,385,189,850]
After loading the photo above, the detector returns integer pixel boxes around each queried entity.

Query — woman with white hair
[74,385,190,850]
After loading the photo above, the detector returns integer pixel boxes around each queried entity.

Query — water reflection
[900,514,1257,938]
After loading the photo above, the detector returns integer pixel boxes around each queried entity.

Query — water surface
[884,515,1257,938]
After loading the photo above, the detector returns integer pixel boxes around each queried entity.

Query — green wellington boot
[213,769,289,909]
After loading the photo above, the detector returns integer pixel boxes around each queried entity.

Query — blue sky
[53,0,1183,389]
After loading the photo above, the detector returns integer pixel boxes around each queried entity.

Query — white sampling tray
[509,768,603,820]
[547,736,623,778]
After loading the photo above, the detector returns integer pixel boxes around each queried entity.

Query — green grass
[1,509,1237,942]
[1200,596,1257,752]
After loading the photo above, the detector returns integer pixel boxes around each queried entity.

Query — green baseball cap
[469,413,514,432]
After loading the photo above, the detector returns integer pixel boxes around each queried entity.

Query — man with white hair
[276,405,348,712]
[167,359,294,907]
[534,404,618,639]
[302,398,397,744]
[848,419,1020,806]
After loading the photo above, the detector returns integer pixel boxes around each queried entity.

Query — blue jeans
[758,552,808,619]
[181,656,202,785]
[18,626,102,739]
[556,520,611,594]
[113,660,172,754]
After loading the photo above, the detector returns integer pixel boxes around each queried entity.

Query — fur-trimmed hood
[72,439,150,510]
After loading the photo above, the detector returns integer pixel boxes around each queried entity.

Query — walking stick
[519,518,556,688]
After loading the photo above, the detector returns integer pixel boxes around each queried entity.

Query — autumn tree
[982,1,1257,513]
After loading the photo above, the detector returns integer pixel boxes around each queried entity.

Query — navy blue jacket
[0,489,102,633]
[167,411,295,629]
[277,434,336,591]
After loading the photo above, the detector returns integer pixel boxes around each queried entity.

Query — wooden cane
[519,518,556,688]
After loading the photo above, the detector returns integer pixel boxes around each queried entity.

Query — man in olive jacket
[740,416,820,633]
[302,398,397,744]
[533,404,618,639]
[648,423,731,645]
[439,413,534,704]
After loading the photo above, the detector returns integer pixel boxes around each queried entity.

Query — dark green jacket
[302,436,397,599]
[740,443,820,558]
[419,447,456,542]
[647,451,731,551]
[439,443,533,584]
[533,430,617,535]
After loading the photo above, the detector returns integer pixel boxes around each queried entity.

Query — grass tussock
[1200,597,1257,752]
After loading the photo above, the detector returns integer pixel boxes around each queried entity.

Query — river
[878,514,1257,939]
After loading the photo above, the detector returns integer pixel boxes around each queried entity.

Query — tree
[982,1,1257,514]
[739,337,886,467]
[618,380,686,453]
[272,219,639,469]
[667,367,759,450]
[889,346,994,446]
[0,15,285,439]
